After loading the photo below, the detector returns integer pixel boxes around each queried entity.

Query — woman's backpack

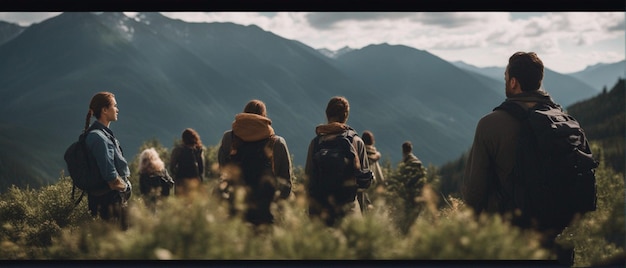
[174,146,204,181]
[64,125,111,205]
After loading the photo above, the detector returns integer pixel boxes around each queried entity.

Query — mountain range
[453,59,625,100]
[0,12,620,191]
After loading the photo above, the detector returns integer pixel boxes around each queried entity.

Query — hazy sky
[0,12,624,73]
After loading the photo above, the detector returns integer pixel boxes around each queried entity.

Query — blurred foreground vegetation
[0,141,623,266]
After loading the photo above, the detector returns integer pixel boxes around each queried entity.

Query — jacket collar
[232,113,274,142]
[315,122,350,136]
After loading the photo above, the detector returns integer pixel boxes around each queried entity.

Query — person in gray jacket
[84,91,132,230]
[218,99,293,225]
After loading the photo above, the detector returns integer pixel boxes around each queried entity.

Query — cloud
[410,12,507,29]
[0,12,61,26]
[304,12,413,30]
[304,12,511,31]
[0,11,622,73]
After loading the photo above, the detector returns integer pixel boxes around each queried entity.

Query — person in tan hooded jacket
[305,96,371,226]
[218,99,293,225]
[357,130,385,213]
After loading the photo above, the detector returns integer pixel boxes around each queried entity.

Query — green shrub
[0,141,622,263]
[556,145,625,266]
[0,176,92,259]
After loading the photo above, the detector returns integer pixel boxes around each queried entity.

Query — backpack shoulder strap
[343,129,362,170]
[85,125,116,146]
[494,101,529,121]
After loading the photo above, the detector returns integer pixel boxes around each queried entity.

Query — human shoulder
[351,134,365,145]
[478,109,516,127]
[271,134,286,144]
[85,128,109,144]
[222,130,233,139]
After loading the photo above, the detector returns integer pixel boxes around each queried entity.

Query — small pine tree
[384,160,429,234]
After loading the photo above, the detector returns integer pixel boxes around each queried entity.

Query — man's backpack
[495,101,598,231]
[310,129,371,205]
[64,125,110,204]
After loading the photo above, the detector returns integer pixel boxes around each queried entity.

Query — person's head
[182,128,203,148]
[505,52,544,97]
[85,91,117,131]
[139,147,165,174]
[362,130,375,146]
[325,96,350,123]
[402,141,413,154]
[243,99,267,117]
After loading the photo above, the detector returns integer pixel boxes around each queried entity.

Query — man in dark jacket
[462,51,573,265]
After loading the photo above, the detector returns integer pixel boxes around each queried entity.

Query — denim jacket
[85,121,131,187]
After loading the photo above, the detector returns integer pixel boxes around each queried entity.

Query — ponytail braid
[84,109,93,133]
[85,91,114,133]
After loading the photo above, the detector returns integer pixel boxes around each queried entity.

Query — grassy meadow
[0,142,623,266]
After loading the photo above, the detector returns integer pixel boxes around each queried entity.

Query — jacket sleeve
[139,173,149,195]
[462,117,491,213]
[273,136,293,199]
[86,131,119,182]
[169,146,180,176]
[304,138,316,179]
[197,148,205,178]
[354,137,370,171]
[217,131,231,168]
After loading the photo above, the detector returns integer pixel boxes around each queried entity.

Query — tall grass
[0,144,622,264]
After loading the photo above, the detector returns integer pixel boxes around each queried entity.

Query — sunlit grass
[0,144,623,264]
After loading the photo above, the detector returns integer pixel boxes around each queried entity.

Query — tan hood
[232,113,274,142]
[315,122,349,136]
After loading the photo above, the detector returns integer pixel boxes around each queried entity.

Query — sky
[0,12,623,74]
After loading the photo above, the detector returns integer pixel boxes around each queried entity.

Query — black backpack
[310,129,372,205]
[175,146,204,181]
[64,124,111,204]
[495,101,598,231]
[228,135,278,191]
[227,135,279,224]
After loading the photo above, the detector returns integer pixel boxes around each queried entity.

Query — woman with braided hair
[83,91,132,230]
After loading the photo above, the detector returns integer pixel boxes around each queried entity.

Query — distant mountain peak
[0,21,25,45]
[317,46,353,58]
[94,12,136,41]
[132,12,179,27]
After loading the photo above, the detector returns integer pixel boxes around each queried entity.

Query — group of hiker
[81,92,418,227]
[75,51,598,264]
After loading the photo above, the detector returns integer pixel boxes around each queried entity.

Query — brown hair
[508,51,544,92]
[325,96,349,123]
[84,91,115,132]
[402,141,413,154]
[362,130,375,146]
[182,128,203,149]
[243,99,267,117]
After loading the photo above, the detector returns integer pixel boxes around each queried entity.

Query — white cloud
[0,11,623,73]
[0,12,61,26]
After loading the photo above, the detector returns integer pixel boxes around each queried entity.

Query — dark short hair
[362,130,375,145]
[325,96,349,123]
[508,52,544,92]
[402,141,412,154]
[243,99,267,117]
